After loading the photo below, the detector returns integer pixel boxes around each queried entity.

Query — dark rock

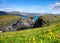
[33,16,46,28]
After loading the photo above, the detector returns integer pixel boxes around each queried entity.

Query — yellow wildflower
[33,38,36,43]
[33,37,35,41]
[49,32,53,35]
[40,40,43,43]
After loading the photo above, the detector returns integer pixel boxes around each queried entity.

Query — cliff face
[33,16,46,28]
[33,14,60,28]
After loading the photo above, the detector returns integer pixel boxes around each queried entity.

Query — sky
[0,0,60,14]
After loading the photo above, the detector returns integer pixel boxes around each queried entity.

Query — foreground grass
[0,15,20,27]
[0,23,60,43]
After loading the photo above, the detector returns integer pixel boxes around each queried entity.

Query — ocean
[22,16,39,21]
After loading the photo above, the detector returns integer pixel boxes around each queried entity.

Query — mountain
[0,11,42,16]
[8,11,22,16]
[9,11,42,16]
[0,11,8,15]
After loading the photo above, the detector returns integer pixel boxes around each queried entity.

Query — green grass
[0,23,60,43]
[0,15,20,27]
[39,14,60,26]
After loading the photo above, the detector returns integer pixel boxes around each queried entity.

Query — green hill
[41,14,60,24]
[0,15,20,28]
[0,23,60,43]
[33,14,60,27]
[0,14,60,43]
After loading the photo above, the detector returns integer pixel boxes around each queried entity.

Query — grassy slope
[41,14,60,25]
[0,15,20,27]
[41,14,60,21]
[0,23,60,43]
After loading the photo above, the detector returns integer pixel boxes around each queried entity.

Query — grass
[0,23,60,43]
[0,15,20,27]
[39,14,60,26]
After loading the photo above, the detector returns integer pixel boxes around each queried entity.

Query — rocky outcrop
[33,16,46,28]
[4,16,35,31]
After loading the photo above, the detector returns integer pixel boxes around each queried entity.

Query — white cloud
[25,6,43,13]
[49,2,60,10]
[51,10,60,14]
[0,7,25,12]
[0,7,11,11]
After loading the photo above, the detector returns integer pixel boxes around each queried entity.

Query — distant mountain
[0,11,42,16]
[0,11,60,16]
[0,11,8,15]
[9,11,42,16]
[8,11,22,16]
[26,13,42,16]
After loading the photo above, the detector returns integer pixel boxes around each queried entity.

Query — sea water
[22,16,39,21]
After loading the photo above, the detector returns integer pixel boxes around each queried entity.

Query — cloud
[22,5,43,13]
[14,9,25,12]
[49,2,60,10]
[3,8,10,10]
[0,7,25,12]
[0,7,11,11]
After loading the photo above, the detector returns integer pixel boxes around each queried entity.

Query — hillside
[33,14,60,28]
[0,11,8,15]
[41,14,60,25]
[41,14,60,21]
[0,23,60,43]
[0,15,20,28]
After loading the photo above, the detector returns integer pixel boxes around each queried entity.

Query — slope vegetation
[0,15,20,28]
[41,14,60,24]
[0,23,60,43]
[33,14,60,27]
